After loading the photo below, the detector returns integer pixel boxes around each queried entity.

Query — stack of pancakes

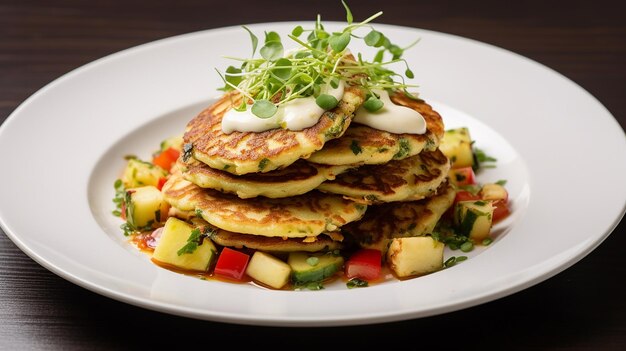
[161,86,455,254]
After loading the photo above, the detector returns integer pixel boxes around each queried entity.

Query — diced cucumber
[454,200,494,241]
[288,251,344,285]
[246,251,292,289]
[125,186,169,229]
[386,236,444,278]
[152,217,217,271]
[122,158,168,188]
[439,127,474,169]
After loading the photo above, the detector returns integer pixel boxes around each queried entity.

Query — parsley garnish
[349,139,362,155]
[473,146,497,171]
[111,179,125,217]
[176,226,216,256]
[182,143,193,162]
[347,278,369,289]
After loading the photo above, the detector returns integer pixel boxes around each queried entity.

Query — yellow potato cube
[125,186,169,228]
[439,127,474,169]
[386,236,444,278]
[122,158,168,188]
[246,251,292,289]
[152,217,217,271]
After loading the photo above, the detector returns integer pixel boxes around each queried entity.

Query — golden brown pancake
[210,230,343,252]
[317,148,450,204]
[161,172,367,238]
[183,86,365,175]
[307,94,445,166]
[180,157,352,199]
[341,182,456,254]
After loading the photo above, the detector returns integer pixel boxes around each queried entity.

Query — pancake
[210,230,343,252]
[161,172,367,238]
[180,157,353,199]
[306,94,444,166]
[341,182,456,253]
[316,148,451,204]
[184,217,343,252]
[184,86,365,175]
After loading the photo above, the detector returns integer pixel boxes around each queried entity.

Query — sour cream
[354,89,426,134]
[221,81,344,134]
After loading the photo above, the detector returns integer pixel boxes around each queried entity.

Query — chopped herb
[482,238,493,245]
[182,143,193,162]
[195,209,203,217]
[347,278,369,289]
[473,146,497,171]
[258,158,269,171]
[112,179,125,217]
[393,138,410,159]
[350,140,362,155]
[364,194,378,201]
[177,228,203,256]
[460,241,474,252]
[495,179,507,186]
[306,282,324,290]
[444,256,468,268]
[176,226,216,256]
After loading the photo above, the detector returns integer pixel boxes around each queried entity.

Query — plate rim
[1,21,625,327]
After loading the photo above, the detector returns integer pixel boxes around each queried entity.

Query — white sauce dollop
[221,81,344,134]
[354,89,426,134]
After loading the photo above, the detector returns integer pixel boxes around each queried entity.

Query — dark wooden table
[2,0,625,349]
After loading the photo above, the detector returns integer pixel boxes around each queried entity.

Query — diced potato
[439,127,474,169]
[152,217,217,271]
[479,183,508,201]
[125,186,169,228]
[122,158,168,188]
[246,251,292,289]
[454,200,494,241]
[386,236,444,278]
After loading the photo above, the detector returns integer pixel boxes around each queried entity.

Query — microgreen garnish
[216,1,419,119]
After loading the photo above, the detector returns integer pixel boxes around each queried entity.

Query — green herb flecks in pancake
[317,149,450,204]
[162,172,367,238]
[180,157,352,199]
[307,94,444,166]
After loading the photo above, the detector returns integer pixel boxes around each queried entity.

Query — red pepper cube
[214,247,250,280]
[345,248,382,281]
[152,147,180,172]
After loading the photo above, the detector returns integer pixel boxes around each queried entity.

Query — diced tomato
[152,147,180,172]
[492,199,510,223]
[214,247,250,280]
[449,167,476,187]
[345,248,382,281]
[454,190,481,203]
[156,177,167,191]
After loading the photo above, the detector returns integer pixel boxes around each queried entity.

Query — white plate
[1,22,625,327]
